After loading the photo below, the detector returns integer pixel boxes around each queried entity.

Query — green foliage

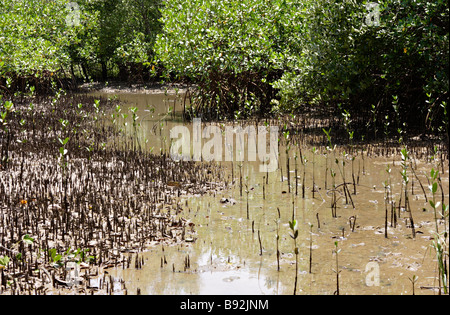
[22,234,34,245]
[77,0,163,80]
[0,255,10,266]
[289,219,299,240]
[49,248,63,265]
[0,0,163,90]
[155,0,295,119]
[274,0,449,137]
[156,0,448,136]
[400,147,409,184]
[0,0,72,76]
[0,235,34,268]
[48,247,94,267]
[1,0,447,138]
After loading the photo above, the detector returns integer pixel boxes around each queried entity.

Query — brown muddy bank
[0,92,225,295]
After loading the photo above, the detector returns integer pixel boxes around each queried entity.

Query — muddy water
[91,90,449,295]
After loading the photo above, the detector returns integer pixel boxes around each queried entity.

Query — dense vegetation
[1,0,448,142]
[0,0,161,91]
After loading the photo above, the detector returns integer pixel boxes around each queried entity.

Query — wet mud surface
[104,91,448,295]
[1,89,448,295]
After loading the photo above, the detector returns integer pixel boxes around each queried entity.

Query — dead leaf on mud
[168,181,182,188]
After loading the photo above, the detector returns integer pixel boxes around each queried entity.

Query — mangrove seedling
[333,241,341,295]
[383,164,392,238]
[335,154,355,209]
[275,208,281,271]
[283,129,291,193]
[238,162,243,197]
[430,231,448,295]
[301,154,307,199]
[129,106,141,151]
[289,219,299,295]
[322,128,332,190]
[341,108,358,194]
[245,181,250,220]
[348,216,357,232]
[408,275,418,295]
[429,168,441,234]
[312,147,317,198]
[400,148,416,238]
[258,230,263,256]
[263,176,266,200]
[409,156,428,202]
[330,169,337,218]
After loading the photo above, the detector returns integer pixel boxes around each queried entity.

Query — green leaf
[432,182,438,194]
[430,168,436,179]
[22,234,34,245]
[401,148,408,161]
[289,219,298,232]
[49,248,56,260]
[0,256,10,266]
[59,137,69,146]
[4,101,13,111]
[49,249,62,263]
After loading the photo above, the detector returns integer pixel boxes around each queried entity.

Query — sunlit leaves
[0,255,10,267]
[22,234,34,245]
[0,0,163,83]
[155,0,299,117]
[289,219,298,240]
[0,0,74,76]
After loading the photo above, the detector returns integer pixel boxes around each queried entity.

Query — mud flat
[0,92,225,295]
[98,91,448,295]
[1,89,448,295]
